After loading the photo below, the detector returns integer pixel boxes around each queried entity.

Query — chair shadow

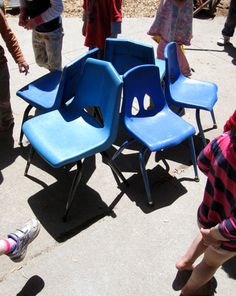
[222,255,236,279]
[124,165,190,213]
[16,275,45,296]
[193,9,215,20]
[110,125,201,213]
[27,156,125,242]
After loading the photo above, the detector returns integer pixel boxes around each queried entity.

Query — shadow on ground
[16,275,45,296]
[27,155,122,242]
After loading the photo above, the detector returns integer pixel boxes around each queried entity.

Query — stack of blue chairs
[16,38,219,220]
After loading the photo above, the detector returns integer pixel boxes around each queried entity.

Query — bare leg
[181,246,236,295]
[176,232,207,270]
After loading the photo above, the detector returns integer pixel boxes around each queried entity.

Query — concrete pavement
[0,14,236,295]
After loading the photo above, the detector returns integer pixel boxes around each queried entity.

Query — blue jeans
[222,0,236,37]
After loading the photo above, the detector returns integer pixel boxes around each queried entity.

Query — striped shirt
[197,132,236,251]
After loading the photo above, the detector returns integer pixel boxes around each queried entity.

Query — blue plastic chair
[22,58,126,220]
[112,64,199,205]
[104,38,166,80]
[17,48,99,144]
[164,42,218,146]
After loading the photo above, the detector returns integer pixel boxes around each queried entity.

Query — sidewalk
[0,16,235,295]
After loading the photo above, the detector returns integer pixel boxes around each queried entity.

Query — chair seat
[125,107,195,152]
[170,75,218,111]
[23,108,109,168]
[16,70,62,110]
[155,58,166,80]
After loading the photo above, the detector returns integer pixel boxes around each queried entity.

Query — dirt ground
[63,0,230,18]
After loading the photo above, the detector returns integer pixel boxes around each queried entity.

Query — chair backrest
[164,41,182,103]
[164,41,181,82]
[122,64,166,119]
[104,38,156,75]
[55,48,99,107]
[68,58,123,145]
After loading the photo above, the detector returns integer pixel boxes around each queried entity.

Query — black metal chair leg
[24,145,35,176]
[19,104,33,145]
[101,151,128,186]
[111,138,135,161]
[63,160,83,221]
[188,136,199,181]
[196,109,207,147]
[211,110,217,128]
[139,148,153,205]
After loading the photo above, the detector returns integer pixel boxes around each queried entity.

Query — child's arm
[201,227,229,247]
[24,0,64,30]
[82,0,88,36]
[19,0,27,27]
[0,9,29,74]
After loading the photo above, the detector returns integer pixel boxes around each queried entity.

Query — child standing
[0,8,29,132]
[82,0,122,58]
[18,0,64,71]
[175,112,236,295]
[217,0,236,46]
[147,0,193,77]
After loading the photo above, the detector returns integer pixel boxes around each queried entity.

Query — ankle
[2,238,17,254]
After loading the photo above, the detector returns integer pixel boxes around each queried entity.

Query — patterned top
[147,0,193,45]
[224,110,236,132]
[197,132,236,251]
[0,9,26,65]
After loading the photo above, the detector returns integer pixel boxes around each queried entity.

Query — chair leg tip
[195,177,200,182]
[148,201,154,207]
[213,124,217,129]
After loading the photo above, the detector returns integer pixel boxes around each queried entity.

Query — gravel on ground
[63,0,229,18]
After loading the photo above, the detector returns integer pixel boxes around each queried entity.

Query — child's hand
[200,227,229,248]
[18,8,27,27]
[19,14,27,27]
[18,62,29,75]
[24,16,43,30]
